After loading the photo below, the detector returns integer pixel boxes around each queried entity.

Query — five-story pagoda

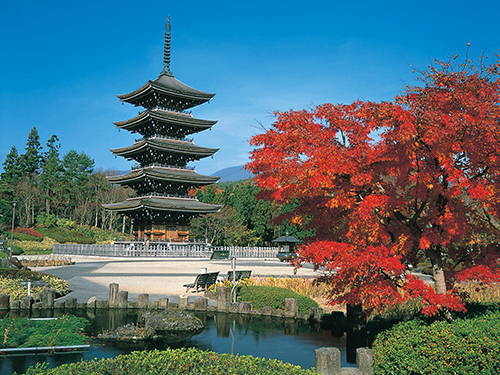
[103,17,222,242]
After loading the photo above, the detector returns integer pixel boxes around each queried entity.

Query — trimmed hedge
[237,285,319,313]
[12,232,42,242]
[36,227,95,244]
[20,347,317,375]
[372,310,500,374]
[1,315,88,348]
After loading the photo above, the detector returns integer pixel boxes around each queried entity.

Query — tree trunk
[427,246,447,294]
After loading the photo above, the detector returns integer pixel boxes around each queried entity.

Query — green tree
[20,127,42,176]
[39,135,62,215]
[59,150,94,219]
[1,146,23,184]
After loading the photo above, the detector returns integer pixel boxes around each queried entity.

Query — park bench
[226,270,252,282]
[183,271,220,293]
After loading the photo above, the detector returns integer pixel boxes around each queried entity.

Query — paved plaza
[34,256,324,304]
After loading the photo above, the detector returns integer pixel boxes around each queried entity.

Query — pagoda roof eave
[107,167,220,185]
[102,196,223,213]
[113,110,217,132]
[110,139,219,158]
[117,75,215,108]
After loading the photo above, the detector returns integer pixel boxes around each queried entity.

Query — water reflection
[0,309,354,374]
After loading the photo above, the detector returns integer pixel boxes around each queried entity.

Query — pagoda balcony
[133,191,196,200]
[135,135,194,143]
[143,107,193,116]
[131,162,195,172]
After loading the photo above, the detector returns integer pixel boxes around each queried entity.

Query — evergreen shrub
[238,285,318,313]
[1,315,88,348]
[36,227,95,244]
[21,348,317,375]
[11,245,23,255]
[12,232,42,242]
[372,310,500,374]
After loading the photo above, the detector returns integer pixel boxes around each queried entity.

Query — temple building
[103,17,222,241]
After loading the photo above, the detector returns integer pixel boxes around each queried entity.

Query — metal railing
[52,243,280,258]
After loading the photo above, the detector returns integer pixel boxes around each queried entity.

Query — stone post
[109,283,119,308]
[65,298,77,309]
[158,298,169,309]
[117,291,128,309]
[195,298,207,311]
[178,295,188,309]
[21,296,34,310]
[217,287,231,312]
[10,300,20,310]
[42,289,55,309]
[261,306,272,316]
[310,307,324,321]
[238,302,252,314]
[138,294,149,308]
[315,347,341,375]
[357,347,374,375]
[284,298,298,318]
[0,294,10,310]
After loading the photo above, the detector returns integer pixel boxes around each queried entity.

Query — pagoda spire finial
[162,16,173,76]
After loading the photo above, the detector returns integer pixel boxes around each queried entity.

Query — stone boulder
[142,309,204,333]
[98,323,157,342]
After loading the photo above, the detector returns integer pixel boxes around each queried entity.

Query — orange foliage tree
[246,55,500,318]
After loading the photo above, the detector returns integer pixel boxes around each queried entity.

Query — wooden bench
[183,271,220,293]
[226,270,252,282]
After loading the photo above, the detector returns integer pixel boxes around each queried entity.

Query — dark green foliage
[372,310,500,374]
[21,127,42,177]
[21,348,317,375]
[1,146,23,184]
[0,315,88,348]
[36,212,57,228]
[11,245,24,255]
[36,227,95,244]
[237,285,318,313]
[12,232,42,242]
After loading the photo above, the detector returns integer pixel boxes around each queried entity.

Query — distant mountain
[211,165,254,182]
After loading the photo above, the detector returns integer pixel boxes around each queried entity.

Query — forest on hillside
[0,127,308,246]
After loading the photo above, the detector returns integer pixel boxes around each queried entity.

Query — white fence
[52,242,280,258]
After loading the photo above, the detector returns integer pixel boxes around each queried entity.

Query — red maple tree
[246,55,500,318]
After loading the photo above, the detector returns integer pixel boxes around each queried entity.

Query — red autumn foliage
[247,54,500,317]
[9,227,44,240]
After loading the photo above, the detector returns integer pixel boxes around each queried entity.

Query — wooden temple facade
[103,17,222,241]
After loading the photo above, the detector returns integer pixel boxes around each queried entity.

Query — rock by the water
[97,309,204,345]
[142,309,204,333]
[98,323,156,341]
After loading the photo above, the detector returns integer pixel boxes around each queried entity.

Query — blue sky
[1,0,499,176]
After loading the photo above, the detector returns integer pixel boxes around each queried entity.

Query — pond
[0,309,356,375]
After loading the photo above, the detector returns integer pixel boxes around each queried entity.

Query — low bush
[10,227,43,241]
[20,347,317,375]
[78,226,131,244]
[372,310,500,374]
[14,237,56,254]
[237,285,318,313]
[246,276,330,300]
[1,315,88,348]
[12,232,42,242]
[0,267,70,300]
[36,227,95,244]
[11,245,24,255]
